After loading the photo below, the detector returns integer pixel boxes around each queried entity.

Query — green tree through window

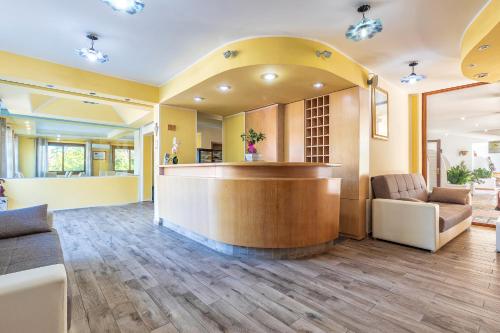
[48,143,85,173]
[113,147,134,172]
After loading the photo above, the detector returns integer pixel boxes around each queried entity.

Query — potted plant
[241,129,265,161]
[447,161,472,188]
[0,178,5,197]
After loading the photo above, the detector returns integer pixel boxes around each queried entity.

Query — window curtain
[108,146,114,175]
[0,118,17,178]
[85,141,92,176]
[35,138,48,177]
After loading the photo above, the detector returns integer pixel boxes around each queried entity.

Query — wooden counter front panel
[158,175,340,248]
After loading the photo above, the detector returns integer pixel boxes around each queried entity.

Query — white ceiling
[0,0,487,92]
[428,83,500,140]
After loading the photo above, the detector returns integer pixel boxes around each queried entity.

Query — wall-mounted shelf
[305,95,330,163]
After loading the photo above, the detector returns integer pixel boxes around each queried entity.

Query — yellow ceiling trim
[0,51,159,103]
[461,0,500,82]
[159,37,369,103]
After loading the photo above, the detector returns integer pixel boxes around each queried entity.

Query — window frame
[112,146,134,173]
[47,142,86,174]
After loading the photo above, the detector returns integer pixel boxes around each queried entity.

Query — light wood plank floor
[55,203,500,333]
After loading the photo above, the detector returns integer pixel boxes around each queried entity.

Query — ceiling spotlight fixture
[478,44,490,51]
[223,50,238,59]
[83,100,99,105]
[367,73,379,87]
[484,129,489,132]
[345,4,383,41]
[315,50,332,58]
[474,72,488,79]
[76,34,109,64]
[460,116,466,120]
[313,82,324,89]
[89,92,97,95]
[193,96,205,102]
[468,64,477,68]
[475,123,479,127]
[46,84,55,88]
[101,0,145,14]
[218,85,231,92]
[261,73,278,81]
[400,61,426,84]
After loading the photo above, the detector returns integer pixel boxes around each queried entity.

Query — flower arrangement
[165,137,180,164]
[241,128,265,154]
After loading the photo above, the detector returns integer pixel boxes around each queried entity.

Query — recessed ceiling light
[218,85,231,92]
[261,73,278,81]
[345,4,383,41]
[475,123,479,127]
[468,64,477,68]
[83,100,99,105]
[401,61,426,84]
[193,96,205,102]
[24,121,30,125]
[89,92,97,95]
[474,73,488,79]
[101,0,145,14]
[484,129,489,132]
[76,34,109,64]
[313,82,325,89]
[460,116,466,120]
[124,98,131,102]
[46,84,55,88]
[478,44,490,51]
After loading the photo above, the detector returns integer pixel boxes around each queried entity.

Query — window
[48,143,85,173]
[113,146,135,172]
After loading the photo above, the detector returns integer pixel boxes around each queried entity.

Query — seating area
[0,1,498,332]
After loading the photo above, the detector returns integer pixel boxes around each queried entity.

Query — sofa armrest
[372,199,439,251]
[0,264,67,333]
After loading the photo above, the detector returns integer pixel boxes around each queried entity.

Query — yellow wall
[369,79,410,176]
[159,106,197,164]
[409,94,421,173]
[18,136,36,178]
[142,135,153,201]
[222,113,245,162]
[4,176,139,210]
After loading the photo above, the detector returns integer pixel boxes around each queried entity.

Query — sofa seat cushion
[0,230,63,275]
[434,203,472,232]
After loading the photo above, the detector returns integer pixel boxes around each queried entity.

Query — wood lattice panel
[305,94,330,163]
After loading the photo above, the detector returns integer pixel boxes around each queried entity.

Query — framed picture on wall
[372,87,389,140]
[93,151,106,160]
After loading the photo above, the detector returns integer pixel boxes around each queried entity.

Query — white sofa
[0,210,68,333]
[372,174,472,252]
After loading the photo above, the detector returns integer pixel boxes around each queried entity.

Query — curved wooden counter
[158,162,341,256]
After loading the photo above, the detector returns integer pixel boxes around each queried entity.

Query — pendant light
[345,4,383,41]
[76,34,109,64]
[101,0,145,15]
[400,61,426,84]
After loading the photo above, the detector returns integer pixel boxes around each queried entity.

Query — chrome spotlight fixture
[76,34,109,64]
[315,50,332,58]
[345,4,383,41]
[400,61,426,84]
[101,0,145,14]
[223,50,238,59]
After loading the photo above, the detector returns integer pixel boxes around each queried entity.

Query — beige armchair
[371,174,472,252]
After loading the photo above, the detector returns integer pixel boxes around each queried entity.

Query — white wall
[198,126,222,149]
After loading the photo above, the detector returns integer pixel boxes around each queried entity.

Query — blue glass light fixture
[76,34,109,64]
[101,0,145,14]
[400,61,426,84]
[345,4,383,42]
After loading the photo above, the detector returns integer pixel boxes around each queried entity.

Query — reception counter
[158,162,341,258]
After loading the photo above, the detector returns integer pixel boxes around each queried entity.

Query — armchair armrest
[372,199,439,251]
[0,264,67,333]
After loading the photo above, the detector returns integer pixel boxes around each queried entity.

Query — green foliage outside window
[114,147,134,172]
[48,144,85,173]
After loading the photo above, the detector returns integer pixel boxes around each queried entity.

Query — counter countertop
[159,162,342,168]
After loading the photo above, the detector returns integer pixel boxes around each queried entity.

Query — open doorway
[423,82,500,227]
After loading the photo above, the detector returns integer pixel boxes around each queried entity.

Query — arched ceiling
[0,0,487,93]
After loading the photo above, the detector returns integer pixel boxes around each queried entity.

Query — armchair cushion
[429,187,470,205]
[0,205,50,239]
[435,203,472,232]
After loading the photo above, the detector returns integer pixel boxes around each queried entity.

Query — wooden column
[330,87,370,240]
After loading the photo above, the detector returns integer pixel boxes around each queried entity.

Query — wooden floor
[55,203,500,333]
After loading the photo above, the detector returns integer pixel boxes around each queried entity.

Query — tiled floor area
[56,203,499,333]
